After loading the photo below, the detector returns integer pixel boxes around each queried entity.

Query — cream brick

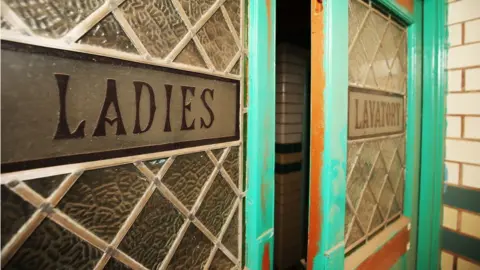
[449,70,463,91]
[460,211,480,239]
[465,19,480,43]
[463,164,480,189]
[441,251,454,270]
[443,206,459,230]
[466,68,480,90]
[449,43,480,69]
[458,258,480,270]
[447,93,480,115]
[446,139,480,164]
[446,162,460,185]
[447,116,462,137]
[465,117,480,139]
[449,24,463,47]
[449,0,480,25]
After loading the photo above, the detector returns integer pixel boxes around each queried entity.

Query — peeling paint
[262,243,271,270]
[395,0,413,13]
[307,0,325,268]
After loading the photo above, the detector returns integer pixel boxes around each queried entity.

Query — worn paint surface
[402,1,423,269]
[308,0,348,269]
[245,0,276,268]
[356,226,410,270]
[307,0,325,268]
[395,0,413,13]
[417,0,447,269]
[376,0,414,25]
[262,243,271,270]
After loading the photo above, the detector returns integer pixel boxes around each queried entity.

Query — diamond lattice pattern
[1,0,242,75]
[346,0,407,253]
[1,147,242,269]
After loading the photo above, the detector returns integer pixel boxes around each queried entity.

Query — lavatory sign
[348,87,405,139]
[1,41,239,173]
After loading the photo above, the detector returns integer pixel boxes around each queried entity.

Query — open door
[307,0,423,269]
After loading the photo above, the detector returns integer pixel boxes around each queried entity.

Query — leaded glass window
[346,0,407,253]
[1,0,246,269]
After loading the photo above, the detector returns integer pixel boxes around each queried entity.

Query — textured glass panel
[167,224,213,269]
[77,14,137,53]
[389,155,403,189]
[1,185,36,248]
[5,219,102,269]
[197,174,236,236]
[144,158,167,175]
[178,0,216,24]
[210,250,235,269]
[1,16,13,30]
[348,0,368,46]
[120,0,188,58]
[119,190,184,269]
[368,158,387,200]
[25,174,67,198]
[211,148,225,160]
[222,211,238,257]
[349,39,369,84]
[162,152,214,209]
[370,208,383,230]
[230,60,240,75]
[173,40,207,68]
[347,141,378,207]
[57,164,149,242]
[389,56,405,93]
[196,10,238,70]
[347,142,362,176]
[224,0,241,36]
[104,258,131,270]
[347,220,363,248]
[356,188,376,230]
[372,49,390,89]
[347,0,408,252]
[3,0,104,38]
[345,205,354,238]
[224,147,240,186]
[378,176,395,217]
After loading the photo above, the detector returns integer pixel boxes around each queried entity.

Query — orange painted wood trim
[307,0,325,269]
[356,226,410,270]
[395,0,413,13]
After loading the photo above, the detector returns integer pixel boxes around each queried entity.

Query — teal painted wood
[417,0,447,269]
[312,0,348,269]
[374,0,414,24]
[245,0,276,268]
[403,1,423,269]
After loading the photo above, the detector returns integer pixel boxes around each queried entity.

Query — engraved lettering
[133,81,156,134]
[200,88,215,129]
[181,85,196,131]
[53,74,86,139]
[164,84,173,132]
[93,79,127,136]
[355,99,362,129]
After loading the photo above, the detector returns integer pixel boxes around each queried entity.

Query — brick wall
[442,0,480,269]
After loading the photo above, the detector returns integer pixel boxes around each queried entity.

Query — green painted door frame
[245,0,446,268]
[308,0,423,268]
[417,0,447,269]
[245,0,276,269]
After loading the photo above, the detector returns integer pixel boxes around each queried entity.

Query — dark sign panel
[1,41,240,172]
[348,87,405,139]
